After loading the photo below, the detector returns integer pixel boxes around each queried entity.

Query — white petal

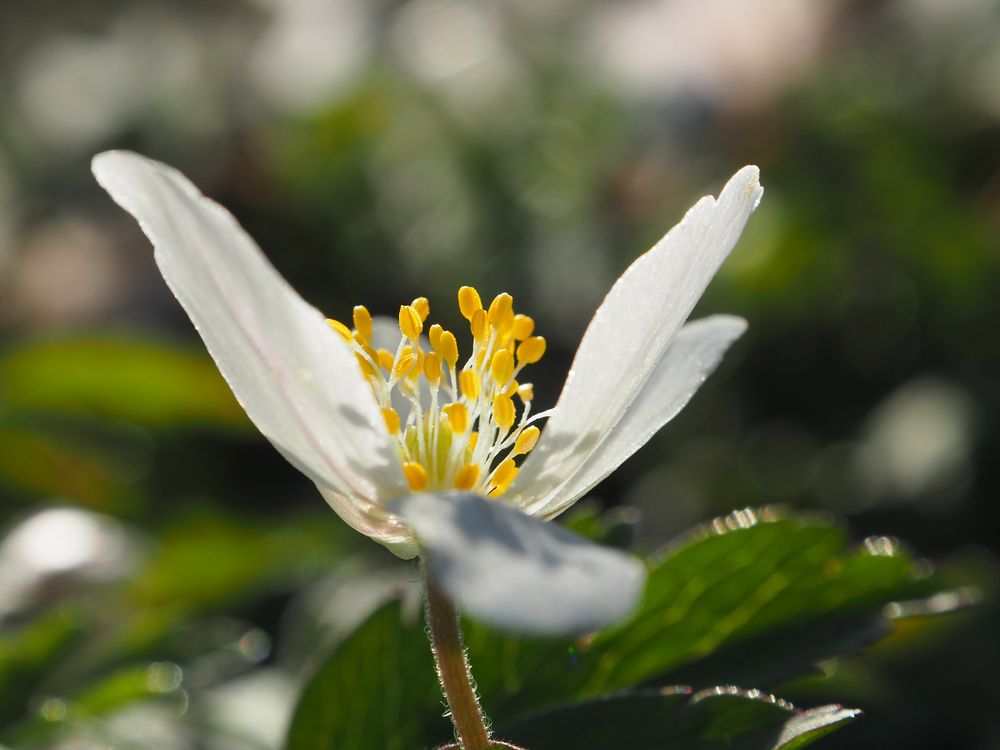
[505,166,762,510]
[528,315,747,518]
[317,487,418,559]
[92,151,407,514]
[392,492,645,635]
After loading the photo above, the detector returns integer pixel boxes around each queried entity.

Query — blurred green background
[0,0,998,748]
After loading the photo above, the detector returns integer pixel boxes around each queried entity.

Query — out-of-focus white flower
[92,151,760,632]
[250,0,373,112]
[585,0,833,107]
[853,378,975,507]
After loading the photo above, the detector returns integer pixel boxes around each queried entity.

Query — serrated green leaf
[465,508,952,721]
[498,688,859,750]
[285,597,448,750]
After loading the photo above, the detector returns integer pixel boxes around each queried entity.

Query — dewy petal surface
[529,315,747,518]
[505,166,762,511]
[92,151,410,543]
[392,492,645,635]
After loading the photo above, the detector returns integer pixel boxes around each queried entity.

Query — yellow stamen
[423,351,442,386]
[333,289,547,497]
[377,348,395,371]
[453,464,480,491]
[513,426,540,455]
[458,286,483,320]
[399,304,423,340]
[443,402,469,434]
[326,318,353,342]
[511,314,534,341]
[352,306,373,343]
[517,336,546,364]
[487,293,514,330]
[411,297,430,322]
[394,351,417,378]
[492,393,516,431]
[402,462,428,491]
[459,370,481,400]
[490,349,515,385]
[381,407,401,435]
[355,352,376,378]
[470,309,489,343]
[437,330,459,366]
[491,458,518,495]
[405,347,424,382]
[428,323,443,351]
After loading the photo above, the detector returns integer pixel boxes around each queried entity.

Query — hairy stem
[423,568,491,750]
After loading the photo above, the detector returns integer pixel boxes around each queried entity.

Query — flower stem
[423,568,491,750]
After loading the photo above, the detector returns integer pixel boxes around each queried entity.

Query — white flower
[92,151,762,633]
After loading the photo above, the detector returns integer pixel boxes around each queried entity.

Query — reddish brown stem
[423,570,491,750]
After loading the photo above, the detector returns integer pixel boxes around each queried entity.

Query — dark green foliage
[286,510,966,749]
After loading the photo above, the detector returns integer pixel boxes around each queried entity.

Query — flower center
[327,286,547,497]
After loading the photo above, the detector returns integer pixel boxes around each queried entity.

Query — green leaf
[562,503,640,551]
[498,688,859,750]
[466,508,952,721]
[0,661,185,748]
[0,334,249,430]
[285,597,449,750]
[0,426,127,507]
[589,510,943,691]
[0,610,87,728]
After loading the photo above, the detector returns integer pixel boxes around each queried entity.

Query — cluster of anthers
[327,287,548,498]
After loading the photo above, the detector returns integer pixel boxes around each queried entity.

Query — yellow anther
[458,286,483,320]
[492,393,516,431]
[326,318,353,342]
[437,330,459,366]
[459,369,481,400]
[511,314,534,341]
[405,347,424,382]
[423,351,442,386]
[517,336,546,364]
[517,383,534,402]
[513,426,540,455]
[399,305,423,340]
[377,348,395,371]
[487,293,515,330]
[428,323,443,351]
[381,407,401,435]
[394,351,417,378]
[491,458,519,495]
[468,431,479,453]
[352,306,373,343]
[490,350,515,385]
[503,379,519,397]
[443,402,469,433]
[411,297,430,322]
[355,352,376,378]
[470,309,489,342]
[402,462,428,491]
[454,464,481,491]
